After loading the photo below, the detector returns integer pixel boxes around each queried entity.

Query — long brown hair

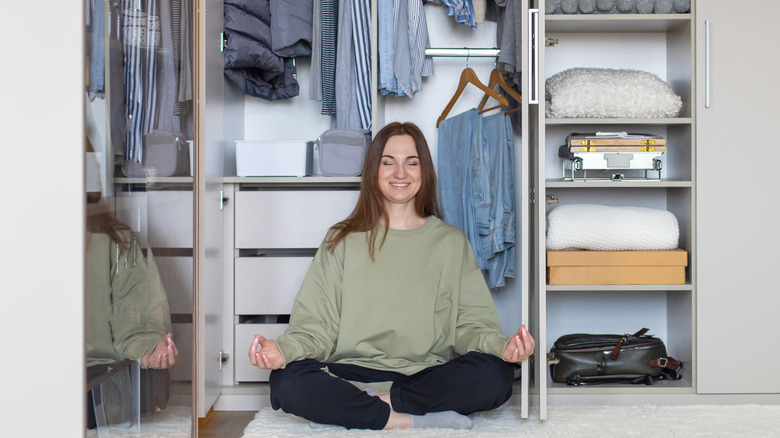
[326,122,442,259]
[86,197,132,250]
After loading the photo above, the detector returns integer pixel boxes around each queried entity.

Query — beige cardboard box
[546,249,688,285]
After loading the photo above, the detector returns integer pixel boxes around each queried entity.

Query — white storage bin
[235,140,313,177]
[235,323,288,382]
[235,257,312,314]
[235,190,359,248]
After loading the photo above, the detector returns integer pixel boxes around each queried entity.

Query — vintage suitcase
[559,132,666,181]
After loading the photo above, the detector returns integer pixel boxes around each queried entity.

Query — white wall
[0,2,85,436]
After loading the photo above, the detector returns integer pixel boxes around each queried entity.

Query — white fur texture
[241,404,780,437]
[546,0,690,13]
[546,204,679,251]
[545,68,683,119]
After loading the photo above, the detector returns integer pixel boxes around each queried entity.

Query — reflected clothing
[438,109,517,288]
[270,351,514,430]
[274,216,510,376]
[87,0,105,99]
[86,231,172,367]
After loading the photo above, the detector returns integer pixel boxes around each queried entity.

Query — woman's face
[377,134,422,208]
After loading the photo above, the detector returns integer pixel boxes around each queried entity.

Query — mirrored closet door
[84,0,195,435]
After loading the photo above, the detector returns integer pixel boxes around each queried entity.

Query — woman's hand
[248,334,284,370]
[142,333,179,369]
[502,325,535,363]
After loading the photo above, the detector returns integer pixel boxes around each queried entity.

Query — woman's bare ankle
[383,411,411,430]
[370,391,411,430]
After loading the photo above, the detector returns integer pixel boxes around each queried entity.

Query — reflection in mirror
[85,0,194,435]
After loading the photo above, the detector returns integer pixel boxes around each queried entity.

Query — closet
[192,0,780,428]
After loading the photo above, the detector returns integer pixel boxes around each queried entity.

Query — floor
[198,410,255,438]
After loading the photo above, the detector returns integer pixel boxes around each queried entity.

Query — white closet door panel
[235,191,359,248]
[148,191,194,248]
[234,323,288,382]
[234,257,312,314]
[696,1,780,393]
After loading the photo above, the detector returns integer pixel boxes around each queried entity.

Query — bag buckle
[656,358,668,367]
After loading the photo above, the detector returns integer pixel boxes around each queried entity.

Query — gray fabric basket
[121,130,190,178]
[315,129,371,176]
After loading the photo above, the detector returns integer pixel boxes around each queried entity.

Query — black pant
[269,351,515,430]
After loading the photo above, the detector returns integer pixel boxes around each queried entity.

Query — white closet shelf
[114,177,194,184]
[546,284,692,292]
[545,118,692,125]
[546,181,693,188]
[545,14,692,33]
[223,176,360,183]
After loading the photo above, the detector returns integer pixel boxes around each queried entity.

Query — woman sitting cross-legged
[247,121,535,430]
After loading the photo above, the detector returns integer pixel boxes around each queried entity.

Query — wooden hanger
[436,67,509,128]
[477,68,523,115]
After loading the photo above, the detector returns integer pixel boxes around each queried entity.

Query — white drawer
[235,190,359,248]
[154,255,193,315]
[234,323,288,382]
[235,257,311,315]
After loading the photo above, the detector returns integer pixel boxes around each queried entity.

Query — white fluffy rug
[86,405,192,438]
[241,404,780,438]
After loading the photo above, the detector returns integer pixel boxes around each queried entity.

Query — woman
[248,122,534,430]
[86,199,179,428]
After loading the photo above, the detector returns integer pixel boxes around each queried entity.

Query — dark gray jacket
[223,0,312,100]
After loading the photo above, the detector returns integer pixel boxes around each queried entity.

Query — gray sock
[308,422,345,430]
[410,411,473,430]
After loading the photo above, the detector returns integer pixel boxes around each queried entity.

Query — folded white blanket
[546,204,679,250]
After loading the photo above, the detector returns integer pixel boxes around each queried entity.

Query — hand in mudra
[142,333,179,369]
[248,334,284,370]
[503,325,535,363]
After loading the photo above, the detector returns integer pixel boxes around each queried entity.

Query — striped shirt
[351,0,371,129]
[392,0,434,98]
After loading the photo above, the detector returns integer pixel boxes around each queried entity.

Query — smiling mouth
[390,182,410,187]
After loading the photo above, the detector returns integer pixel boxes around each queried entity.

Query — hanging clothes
[495,0,523,88]
[320,0,339,115]
[378,0,434,99]
[437,108,517,289]
[352,0,372,130]
[222,0,308,101]
[309,0,323,102]
[439,0,476,28]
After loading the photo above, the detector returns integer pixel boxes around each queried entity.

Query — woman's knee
[459,352,515,407]
[268,360,321,408]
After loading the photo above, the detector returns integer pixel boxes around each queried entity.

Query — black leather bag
[548,328,683,385]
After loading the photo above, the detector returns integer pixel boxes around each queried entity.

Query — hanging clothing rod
[425,47,500,58]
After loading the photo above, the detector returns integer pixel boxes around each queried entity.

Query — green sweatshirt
[86,231,172,367]
[274,216,509,375]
